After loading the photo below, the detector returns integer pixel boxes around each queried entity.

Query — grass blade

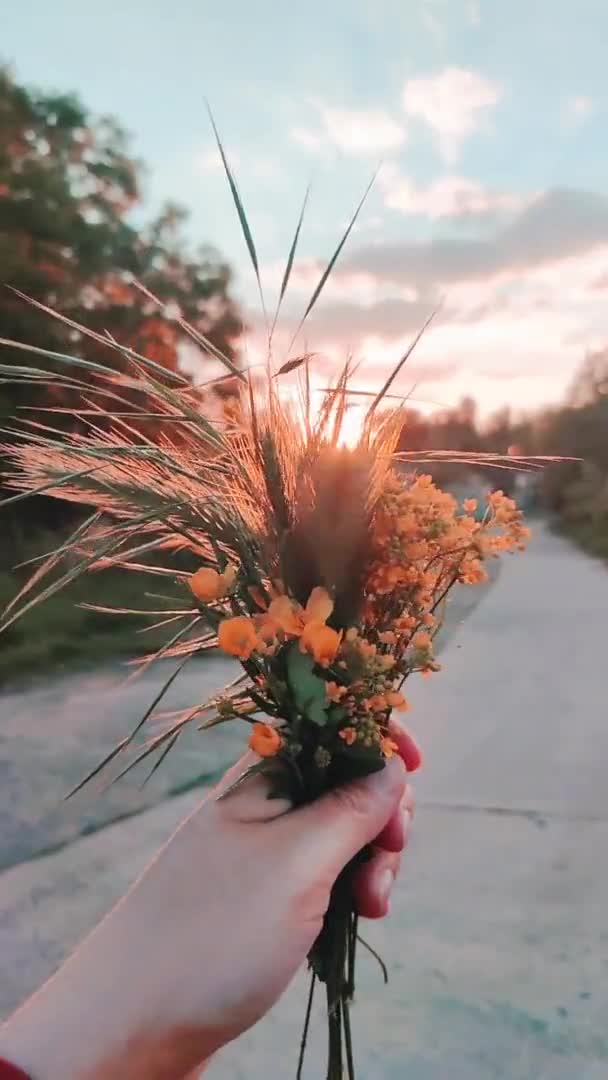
[270,184,311,344]
[206,104,267,327]
[366,308,438,420]
[289,171,378,350]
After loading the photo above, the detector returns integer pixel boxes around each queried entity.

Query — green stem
[296,971,316,1080]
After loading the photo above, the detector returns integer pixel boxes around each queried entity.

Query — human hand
[0,723,420,1080]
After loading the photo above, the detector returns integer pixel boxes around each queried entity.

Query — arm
[0,727,419,1080]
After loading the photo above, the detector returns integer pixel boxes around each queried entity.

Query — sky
[4,0,608,416]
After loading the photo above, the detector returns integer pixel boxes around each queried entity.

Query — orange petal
[189,567,223,603]
[249,722,283,758]
[218,616,258,660]
[304,586,333,625]
[267,595,303,635]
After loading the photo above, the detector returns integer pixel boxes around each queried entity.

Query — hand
[0,724,420,1080]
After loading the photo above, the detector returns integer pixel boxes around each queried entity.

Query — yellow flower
[249,722,282,758]
[339,726,357,746]
[368,693,387,712]
[220,564,238,591]
[381,737,399,759]
[267,595,303,635]
[386,691,409,710]
[189,567,223,603]
[304,586,333,624]
[326,681,347,703]
[218,616,258,659]
[300,621,342,666]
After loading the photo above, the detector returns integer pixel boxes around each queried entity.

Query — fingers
[375,782,415,852]
[354,793,414,918]
[388,718,422,774]
[353,848,402,919]
[209,751,292,824]
[280,755,407,880]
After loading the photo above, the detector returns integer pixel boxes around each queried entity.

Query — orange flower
[339,727,357,746]
[218,616,258,659]
[326,681,347,703]
[248,585,268,610]
[300,621,342,666]
[249,722,282,758]
[378,630,397,645]
[267,595,303,635]
[304,586,333,624]
[221,563,238,589]
[422,612,435,626]
[189,567,223,603]
[413,631,432,651]
[368,693,388,712]
[463,498,477,513]
[381,737,399,759]
[254,614,281,644]
[386,690,409,710]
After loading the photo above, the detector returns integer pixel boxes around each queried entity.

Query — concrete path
[1,522,608,1078]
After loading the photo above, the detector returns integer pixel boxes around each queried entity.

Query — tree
[0,66,243,455]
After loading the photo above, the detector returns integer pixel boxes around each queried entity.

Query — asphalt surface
[1,522,607,1078]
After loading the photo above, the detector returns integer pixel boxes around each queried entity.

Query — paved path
[2,522,608,1078]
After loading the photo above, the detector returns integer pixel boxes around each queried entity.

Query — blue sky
[4,0,608,414]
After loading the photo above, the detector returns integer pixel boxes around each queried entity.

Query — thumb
[279,756,406,880]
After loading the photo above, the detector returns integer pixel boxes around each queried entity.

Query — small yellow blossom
[300,621,342,666]
[381,737,399,759]
[304,586,333,624]
[267,595,303,635]
[189,567,223,603]
[326,681,347,703]
[218,616,258,660]
[249,722,282,757]
[386,691,409,710]
[368,694,387,712]
[339,727,357,746]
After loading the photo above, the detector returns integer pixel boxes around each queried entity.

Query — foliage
[0,64,242,526]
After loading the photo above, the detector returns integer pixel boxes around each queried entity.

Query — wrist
[0,903,211,1080]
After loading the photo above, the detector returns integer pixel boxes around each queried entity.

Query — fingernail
[378,867,395,902]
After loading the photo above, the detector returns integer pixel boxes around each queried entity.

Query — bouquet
[0,142,539,1077]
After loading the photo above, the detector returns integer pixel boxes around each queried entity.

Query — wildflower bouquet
[0,140,539,1078]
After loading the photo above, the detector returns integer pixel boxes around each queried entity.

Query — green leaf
[286,643,329,727]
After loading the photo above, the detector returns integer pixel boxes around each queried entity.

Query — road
[1,521,607,1078]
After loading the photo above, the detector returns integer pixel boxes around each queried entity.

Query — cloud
[290,127,325,154]
[303,296,435,343]
[338,188,608,289]
[379,165,531,220]
[563,95,594,128]
[403,67,501,163]
[291,102,406,156]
